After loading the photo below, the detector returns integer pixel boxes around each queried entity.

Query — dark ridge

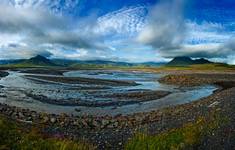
[166,57,212,66]
[23,55,57,66]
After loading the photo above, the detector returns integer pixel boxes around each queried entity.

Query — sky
[0,0,235,64]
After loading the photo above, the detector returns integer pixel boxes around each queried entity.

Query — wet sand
[25,74,139,86]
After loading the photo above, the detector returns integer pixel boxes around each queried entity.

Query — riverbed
[0,69,217,116]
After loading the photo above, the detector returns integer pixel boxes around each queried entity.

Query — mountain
[68,60,134,67]
[14,55,57,67]
[133,62,165,67]
[24,55,56,66]
[166,57,212,66]
[68,60,165,67]
[0,60,23,65]
[1,56,165,68]
[166,57,194,66]
[194,58,211,64]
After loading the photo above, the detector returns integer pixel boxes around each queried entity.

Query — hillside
[6,55,57,67]
[25,55,56,66]
[52,59,165,68]
[166,57,212,66]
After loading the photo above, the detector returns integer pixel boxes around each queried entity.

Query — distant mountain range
[0,55,165,67]
[0,59,24,65]
[53,59,165,67]
[166,56,212,66]
[0,55,219,67]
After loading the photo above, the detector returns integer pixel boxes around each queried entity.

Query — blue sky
[0,0,235,64]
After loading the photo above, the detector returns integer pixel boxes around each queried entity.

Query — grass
[158,63,235,71]
[190,63,235,70]
[2,63,52,68]
[1,61,235,72]
[125,113,229,150]
[0,116,95,150]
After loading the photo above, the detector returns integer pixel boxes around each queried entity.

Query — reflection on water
[0,70,217,116]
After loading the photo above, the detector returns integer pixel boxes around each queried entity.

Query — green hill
[24,55,56,66]
[166,57,212,66]
[8,55,57,67]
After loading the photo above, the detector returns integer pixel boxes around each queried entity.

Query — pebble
[43,116,49,123]
[50,117,56,123]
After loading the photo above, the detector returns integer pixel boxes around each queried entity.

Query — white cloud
[137,0,185,50]
[0,0,235,63]
[3,0,81,15]
[94,6,147,37]
[0,4,110,59]
[135,0,235,61]
[185,21,232,44]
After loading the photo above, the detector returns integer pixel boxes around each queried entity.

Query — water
[64,70,176,91]
[0,70,217,116]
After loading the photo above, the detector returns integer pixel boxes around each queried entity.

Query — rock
[135,116,143,122]
[114,121,119,127]
[72,120,80,127]
[31,112,37,118]
[208,101,220,108]
[11,112,17,118]
[18,112,25,119]
[92,120,99,128]
[81,120,88,127]
[43,116,49,123]
[75,108,81,112]
[0,94,7,98]
[101,119,110,128]
[0,71,9,78]
[50,117,56,123]
[107,121,119,128]
[60,122,65,126]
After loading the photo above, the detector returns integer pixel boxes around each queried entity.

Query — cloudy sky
[0,0,235,64]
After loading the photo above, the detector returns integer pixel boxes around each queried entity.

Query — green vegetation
[1,54,235,74]
[1,55,234,71]
[2,62,49,68]
[158,63,235,71]
[125,114,228,150]
[190,63,235,70]
[0,116,95,150]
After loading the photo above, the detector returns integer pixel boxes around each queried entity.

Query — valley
[0,58,235,149]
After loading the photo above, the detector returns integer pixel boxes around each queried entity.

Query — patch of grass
[125,114,228,150]
[190,63,235,71]
[0,116,95,150]
[2,63,50,68]
[157,63,235,71]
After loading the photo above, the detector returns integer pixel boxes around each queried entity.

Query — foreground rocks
[0,102,167,130]
[1,82,235,149]
[0,71,9,78]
